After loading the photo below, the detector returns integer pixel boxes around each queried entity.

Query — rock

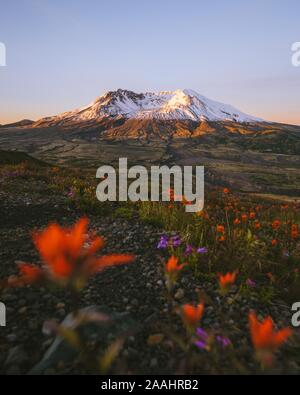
[131,299,139,307]
[6,333,17,343]
[150,358,158,368]
[174,288,185,300]
[18,306,27,314]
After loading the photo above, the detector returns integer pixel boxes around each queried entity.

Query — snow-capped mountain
[33,89,263,127]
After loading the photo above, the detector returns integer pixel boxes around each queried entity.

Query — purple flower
[184,244,194,256]
[195,328,231,351]
[68,187,76,198]
[157,235,169,249]
[216,335,231,349]
[171,235,182,248]
[246,278,256,288]
[195,327,209,350]
[197,247,208,254]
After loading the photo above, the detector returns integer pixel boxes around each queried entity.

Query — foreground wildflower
[218,271,237,294]
[157,235,169,249]
[171,235,182,248]
[182,303,204,330]
[165,255,186,274]
[195,328,231,351]
[184,244,194,256]
[165,255,186,291]
[246,278,257,288]
[7,218,134,290]
[197,247,208,254]
[249,312,292,366]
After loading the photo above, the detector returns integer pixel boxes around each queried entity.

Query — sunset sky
[0,0,299,125]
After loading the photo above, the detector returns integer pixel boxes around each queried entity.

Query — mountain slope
[31,89,264,129]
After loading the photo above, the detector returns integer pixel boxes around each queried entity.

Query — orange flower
[249,312,292,365]
[241,214,248,222]
[182,303,205,328]
[291,224,298,239]
[216,225,225,233]
[271,239,278,246]
[219,235,226,242]
[218,271,237,291]
[182,196,193,206]
[272,219,281,230]
[267,272,275,283]
[254,221,261,229]
[168,188,175,201]
[249,212,256,220]
[234,218,241,225]
[7,218,134,289]
[8,263,44,287]
[165,256,186,275]
[223,188,230,194]
[197,211,209,220]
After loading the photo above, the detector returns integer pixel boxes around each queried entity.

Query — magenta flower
[197,247,208,254]
[216,335,231,349]
[195,328,231,351]
[184,244,194,256]
[195,328,209,350]
[171,235,182,248]
[246,278,257,288]
[157,235,169,249]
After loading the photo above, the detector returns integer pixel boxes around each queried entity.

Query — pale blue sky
[0,0,299,124]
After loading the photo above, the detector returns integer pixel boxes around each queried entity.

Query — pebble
[174,288,185,300]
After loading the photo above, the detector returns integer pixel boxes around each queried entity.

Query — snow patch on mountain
[36,89,264,125]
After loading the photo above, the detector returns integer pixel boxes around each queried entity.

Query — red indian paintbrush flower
[272,219,281,230]
[165,255,186,274]
[249,212,256,220]
[182,303,205,328]
[7,218,134,290]
[241,214,248,222]
[218,271,237,293]
[291,224,298,239]
[249,312,292,366]
[216,225,225,234]
[165,256,186,291]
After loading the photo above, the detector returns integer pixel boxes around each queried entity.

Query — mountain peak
[32,89,265,128]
